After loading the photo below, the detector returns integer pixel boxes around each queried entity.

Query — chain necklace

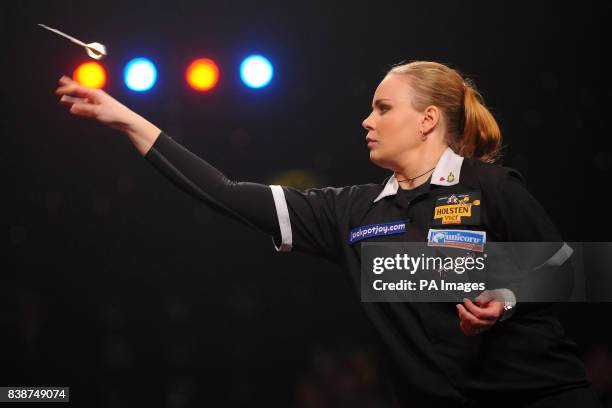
[395,166,436,183]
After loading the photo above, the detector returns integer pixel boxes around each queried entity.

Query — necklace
[396,166,436,182]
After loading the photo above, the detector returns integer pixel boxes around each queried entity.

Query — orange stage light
[73,61,107,89]
[186,58,219,91]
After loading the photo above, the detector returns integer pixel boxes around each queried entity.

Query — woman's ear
[422,105,440,134]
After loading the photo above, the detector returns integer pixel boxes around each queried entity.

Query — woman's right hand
[56,76,137,132]
[55,75,161,156]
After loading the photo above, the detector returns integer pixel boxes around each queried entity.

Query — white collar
[373,146,464,203]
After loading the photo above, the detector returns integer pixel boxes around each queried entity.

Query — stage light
[73,61,106,89]
[240,55,273,89]
[124,58,157,92]
[186,58,219,92]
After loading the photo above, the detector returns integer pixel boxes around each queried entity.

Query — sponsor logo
[349,220,406,244]
[427,229,486,252]
[432,191,481,225]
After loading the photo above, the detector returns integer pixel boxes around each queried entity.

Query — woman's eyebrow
[371,98,391,108]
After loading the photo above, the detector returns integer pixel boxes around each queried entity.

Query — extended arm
[56,75,282,242]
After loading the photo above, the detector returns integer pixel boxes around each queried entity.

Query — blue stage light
[124,58,157,92]
[240,55,273,89]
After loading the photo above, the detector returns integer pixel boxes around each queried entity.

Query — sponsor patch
[427,229,486,252]
[432,191,481,225]
[349,220,406,244]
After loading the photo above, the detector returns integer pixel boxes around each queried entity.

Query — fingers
[57,76,99,118]
[60,95,86,106]
[474,290,493,305]
[56,76,97,99]
[456,297,506,336]
[456,303,490,336]
[56,83,96,99]
[69,102,99,118]
[462,298,498,321]
[457,304,488,328]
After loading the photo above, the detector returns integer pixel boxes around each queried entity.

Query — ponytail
[388,61,502,163]
[461,79,502,163]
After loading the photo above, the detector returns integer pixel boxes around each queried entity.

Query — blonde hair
[387,60,502,163]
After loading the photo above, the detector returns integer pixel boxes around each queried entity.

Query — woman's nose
[362,114,374,131]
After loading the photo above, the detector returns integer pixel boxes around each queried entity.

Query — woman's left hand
[456,295,505,336]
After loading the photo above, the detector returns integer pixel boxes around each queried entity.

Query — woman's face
[362,74,424,169]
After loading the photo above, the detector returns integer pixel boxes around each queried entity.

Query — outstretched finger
[69,102,98,118]
[56,82,97,99]
[58,75,74,84]
[60,95,86,106]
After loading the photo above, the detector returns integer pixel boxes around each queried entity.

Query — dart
[38,23,107,60]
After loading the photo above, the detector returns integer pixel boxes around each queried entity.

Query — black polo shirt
[269,146,591,404]
[144,132,592,406]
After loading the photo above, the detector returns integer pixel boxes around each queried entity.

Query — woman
[55,60,602,407]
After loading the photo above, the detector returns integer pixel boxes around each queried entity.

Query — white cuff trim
[535,242,573,269]
[270,185,292,252]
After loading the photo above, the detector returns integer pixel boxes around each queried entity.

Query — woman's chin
[369,150,384,166]
[369,151,394,170]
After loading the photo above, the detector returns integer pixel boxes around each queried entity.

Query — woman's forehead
[373,75,412,102]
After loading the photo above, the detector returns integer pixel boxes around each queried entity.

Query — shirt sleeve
[269,185,348,263]
[144,131,282,242]
[490,168,574,318]
[144,131,347,263]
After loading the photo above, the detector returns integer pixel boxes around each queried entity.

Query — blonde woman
[56,60,602,407]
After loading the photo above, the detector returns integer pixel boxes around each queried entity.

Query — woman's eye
[379,106,389,113]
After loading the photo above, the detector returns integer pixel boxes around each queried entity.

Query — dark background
[1,0,610,406]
